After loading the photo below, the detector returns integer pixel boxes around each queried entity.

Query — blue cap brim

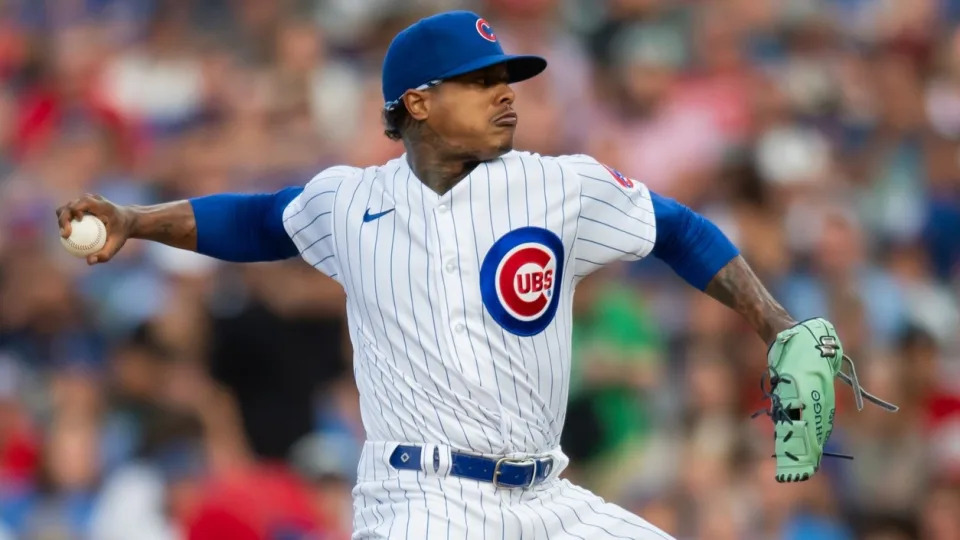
[437,54,547,84]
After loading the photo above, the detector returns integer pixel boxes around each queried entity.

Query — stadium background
[1,0,960,538]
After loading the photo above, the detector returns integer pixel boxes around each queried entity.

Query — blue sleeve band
[650,191,739,290]
[189,187,303,262]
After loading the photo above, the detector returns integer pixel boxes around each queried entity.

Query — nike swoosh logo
[363,208,395,222]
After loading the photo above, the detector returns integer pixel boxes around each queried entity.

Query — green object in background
[568,282,662,459]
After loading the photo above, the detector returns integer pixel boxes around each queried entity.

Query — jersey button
[437,204,449,213]
[454,323,465,334]
[445,261,457,273]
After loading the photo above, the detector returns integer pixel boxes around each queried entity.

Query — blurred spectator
[207,262,347,462]
[289,432,357,538]
[89,411,205,540]
[13,23,134,165]
[588,20,730,205]
[183,462,334,540]
[562,268,664,499]
[842,355,930,518]
[98,3,205,136]
[920,481,960,540]
[7,409,102,538]
[780,206,907,351]
[0,356,39,490]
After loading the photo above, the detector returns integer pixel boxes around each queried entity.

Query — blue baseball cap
[382,11,547,110]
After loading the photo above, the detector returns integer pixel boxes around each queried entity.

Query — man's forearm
[56,190,298,264]
[128,201,198,251]
[704,255,796,344]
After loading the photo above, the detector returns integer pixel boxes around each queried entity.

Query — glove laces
[837,354,899,413]
[751,356,899,462]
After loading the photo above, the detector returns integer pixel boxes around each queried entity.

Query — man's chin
[489,136,514,158]
[468,134,514,162]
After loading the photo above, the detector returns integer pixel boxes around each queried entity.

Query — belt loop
[417,444,431,476]
[430,444,452,477]
[544,447,569,481]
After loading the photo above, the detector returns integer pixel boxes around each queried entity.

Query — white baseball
[61,214,107,257]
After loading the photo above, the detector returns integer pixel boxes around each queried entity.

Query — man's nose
[497,83,515,106]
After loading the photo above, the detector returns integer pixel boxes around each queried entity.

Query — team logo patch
[476,18,497,42]
[480,227,564,336]
[602,164,634,189]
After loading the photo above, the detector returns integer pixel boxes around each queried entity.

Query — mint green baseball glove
[752,318,899,483]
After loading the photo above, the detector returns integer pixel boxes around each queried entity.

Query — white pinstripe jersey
[282,151,656,456]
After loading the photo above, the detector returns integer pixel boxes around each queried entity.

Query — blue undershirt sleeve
[650,191,739,290]
[188,187,304,262]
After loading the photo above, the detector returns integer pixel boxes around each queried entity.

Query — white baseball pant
[352,441,674,540]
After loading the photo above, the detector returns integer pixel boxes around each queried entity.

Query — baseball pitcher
[56,11,897,539]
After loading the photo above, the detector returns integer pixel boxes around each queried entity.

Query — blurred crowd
[0,0,959,539]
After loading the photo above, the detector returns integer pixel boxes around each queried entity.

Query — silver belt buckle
[492,457,539,489]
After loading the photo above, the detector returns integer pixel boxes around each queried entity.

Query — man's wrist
[762,316,798,347]
[123,206,142,239]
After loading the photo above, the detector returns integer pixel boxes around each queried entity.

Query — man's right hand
[56,194,136,265]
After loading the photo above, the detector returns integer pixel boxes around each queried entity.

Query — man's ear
[404,90,430,122]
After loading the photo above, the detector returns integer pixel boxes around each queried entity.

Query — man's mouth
[493,111,518,127]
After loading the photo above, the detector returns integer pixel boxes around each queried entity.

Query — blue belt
[389,444,555,489]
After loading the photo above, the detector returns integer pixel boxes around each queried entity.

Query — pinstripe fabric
[282,152,665,539]
[353,442,673,539]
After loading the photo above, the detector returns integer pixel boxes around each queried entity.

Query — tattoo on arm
[130,201,198,251]
[704,255,796,344]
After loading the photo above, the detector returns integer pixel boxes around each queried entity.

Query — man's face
[417,64,518,160]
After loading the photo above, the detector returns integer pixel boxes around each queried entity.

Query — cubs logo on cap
[476,18,497,42]
[480,227,564,336]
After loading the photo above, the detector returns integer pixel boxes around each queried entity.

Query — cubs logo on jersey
[480,227,564,336]
[476,18,497,42]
